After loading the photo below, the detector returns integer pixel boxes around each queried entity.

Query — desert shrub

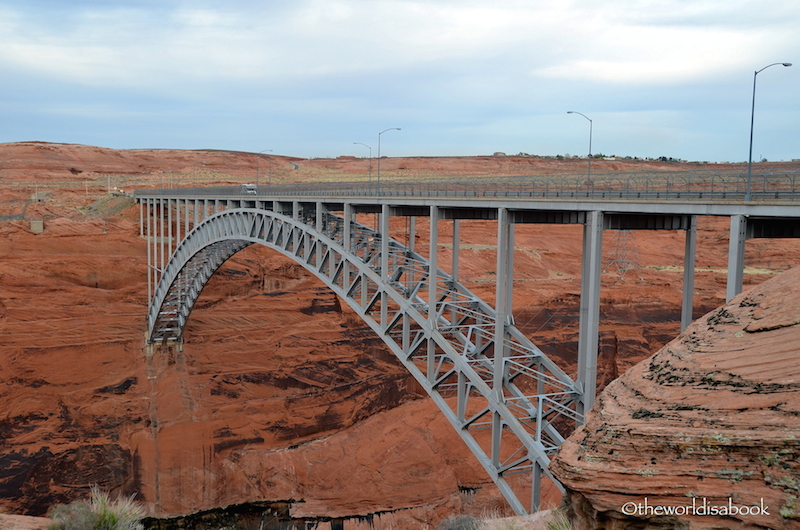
[546,508,571,530]
[436,514,484,530]
[49,501,98,530]
[48,485,145,530]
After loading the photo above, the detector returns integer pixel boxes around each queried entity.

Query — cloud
[532,1,797,84]
[0,2,566,86]
[1,0,793,88]
[0,0,797,160]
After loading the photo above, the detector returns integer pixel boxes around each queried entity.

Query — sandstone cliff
[551,266,800,530]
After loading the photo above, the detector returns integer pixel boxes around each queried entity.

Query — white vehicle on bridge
[240,183,258,195]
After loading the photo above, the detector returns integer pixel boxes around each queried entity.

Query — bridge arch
[147,206,582,515]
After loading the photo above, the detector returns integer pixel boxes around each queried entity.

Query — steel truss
[147,207,582,514]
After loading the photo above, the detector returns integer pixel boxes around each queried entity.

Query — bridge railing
[134,167,800,202]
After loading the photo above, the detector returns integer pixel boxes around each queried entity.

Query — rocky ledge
[0,514,51,530]
[551,266,800,530]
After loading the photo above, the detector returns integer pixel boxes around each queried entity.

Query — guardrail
[134,168,800,202]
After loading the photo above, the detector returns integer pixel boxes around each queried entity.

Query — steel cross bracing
[146,206,582,514]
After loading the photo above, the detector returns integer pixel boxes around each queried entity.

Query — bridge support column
[681,215,697,330]
[381,204,390,281]
[155,198,161,286]
[578,210,603,417]
[494,207,513,396]
[381,204,390,330]
[158,197,164,280]
[144,333,155,357]
[451,219,460,325]
[726,215,747,302]
[532,461,543,512]
[343,203,353,292]
[168,198,173,258]
[452,219,460,280]
[184,198,190,235]
[316,202,324,231]
[145,199,152,303]
[492,208,515,507]
[174,199,180,247]
[408,216,417,288]
[428,205,439,383]
[293,202,301,254]
[317,202,326,268]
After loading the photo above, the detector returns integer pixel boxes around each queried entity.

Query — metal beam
[604,213,690,230]
[428,205,439,385]
[452,219,460,281]
[381,204,390,330]
[146,199,152,303]
[681,215,697,331]
[578,211,603,416]
[726,215,747,302]
[747,217,800,238]
[494,208,510,396]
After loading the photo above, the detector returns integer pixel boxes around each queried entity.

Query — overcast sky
[0,0,797,162]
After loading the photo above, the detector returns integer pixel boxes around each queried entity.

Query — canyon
[551,265,800,530]
[1,142,799,528]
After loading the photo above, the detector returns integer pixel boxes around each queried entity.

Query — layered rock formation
[551,267,800,530]
[0,514,51,530]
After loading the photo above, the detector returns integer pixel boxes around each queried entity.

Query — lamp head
[783,63,792,67]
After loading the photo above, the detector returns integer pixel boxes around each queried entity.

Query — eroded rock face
[551,267,800,530]
[0,212,512,524]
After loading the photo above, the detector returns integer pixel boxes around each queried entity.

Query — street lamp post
[746,62,792,202]
[256,149,272,188]
[567,111,593,186]
[353,142,373,190]
[377,128,401,196]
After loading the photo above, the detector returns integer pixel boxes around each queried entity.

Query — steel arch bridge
[145,205,582,514]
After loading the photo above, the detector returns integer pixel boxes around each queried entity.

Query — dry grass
[435,508,570,530]
[48,486,145,530]
[480,508,569,530]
